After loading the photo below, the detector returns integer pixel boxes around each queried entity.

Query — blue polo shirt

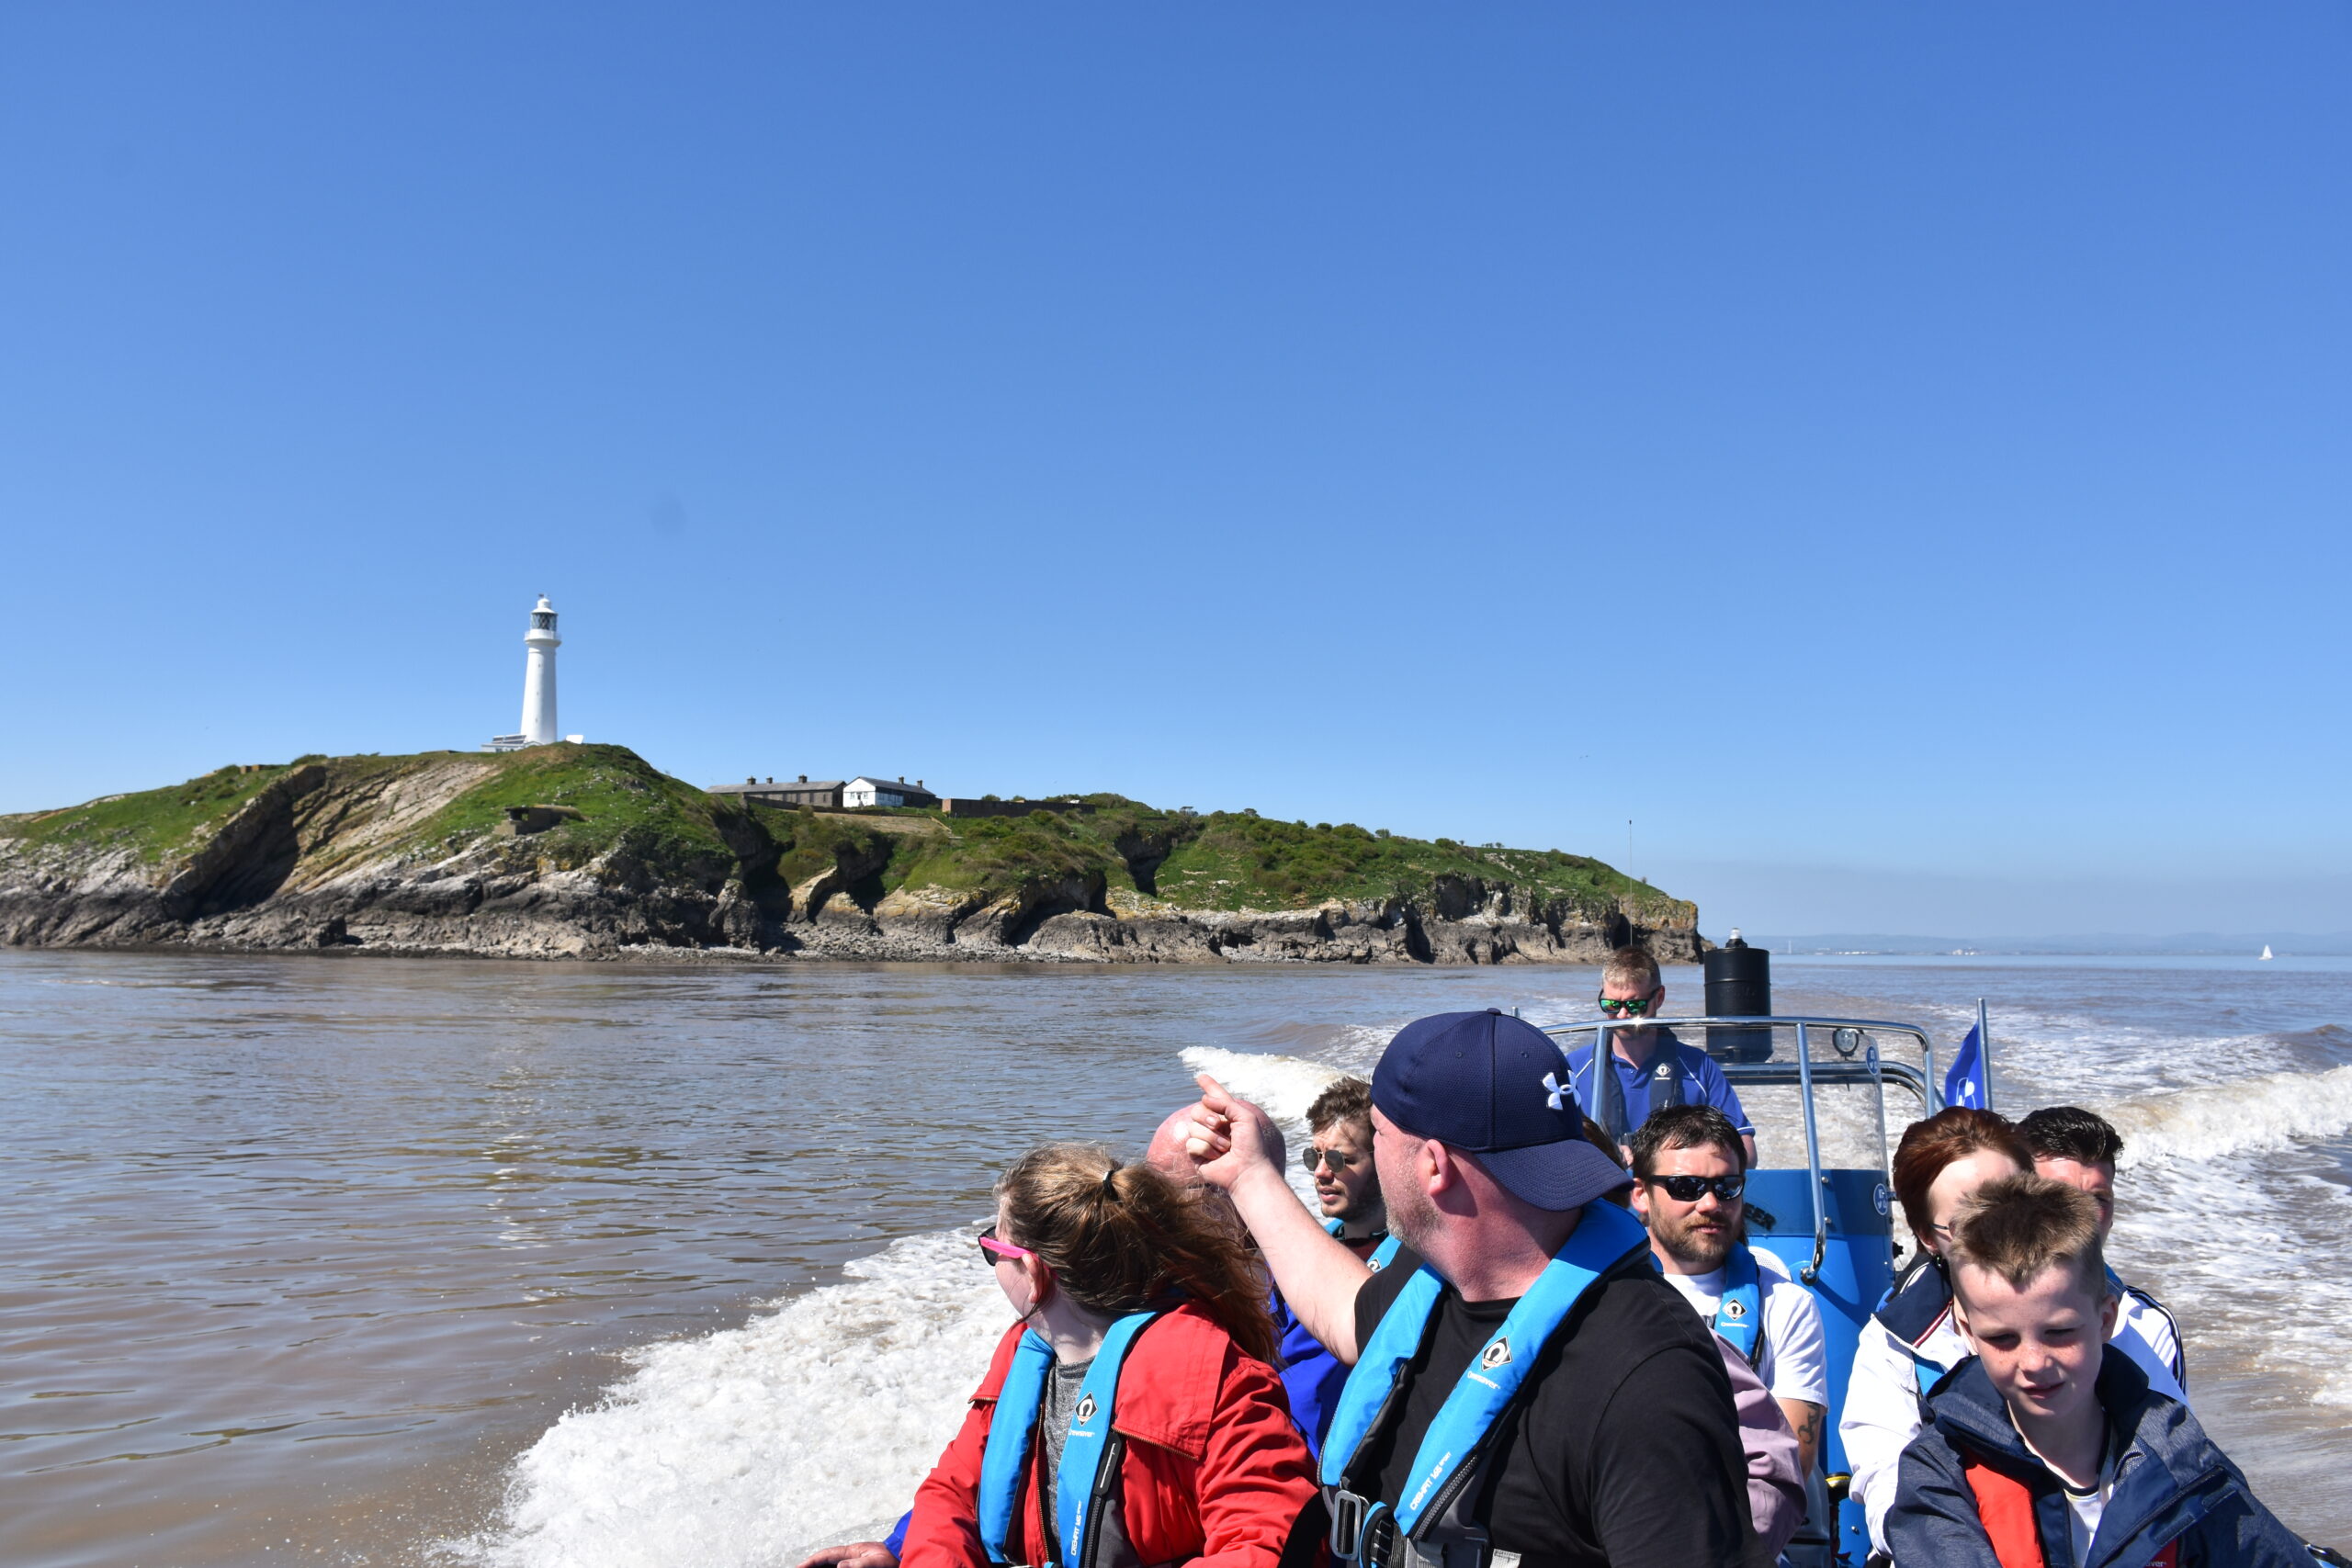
[1565,1027,1755,1142]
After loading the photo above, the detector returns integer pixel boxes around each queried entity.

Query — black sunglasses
[1303,1145,1363,1173]
[1647,1173,1746,1203]
[1598,990,1661,1017]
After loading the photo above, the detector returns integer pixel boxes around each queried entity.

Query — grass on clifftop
[1148,811,1671,917]
[405,745,737,877]
[0,763,303,863]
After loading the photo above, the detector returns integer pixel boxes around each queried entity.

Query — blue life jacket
[977,1311,1160,1568]
[1710,1243,1765,1366]
[1327,1216,1403,1273]
[1577,1032,1692,1144]
[1320,1201,1649,1568]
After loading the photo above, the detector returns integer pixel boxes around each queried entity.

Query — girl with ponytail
[900,1143,1318,1568]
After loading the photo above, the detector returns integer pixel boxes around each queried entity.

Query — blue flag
[1945,1022,1990,1110]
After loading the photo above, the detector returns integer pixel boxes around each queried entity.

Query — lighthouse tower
[519,594,560,744]
[487,596,573,751]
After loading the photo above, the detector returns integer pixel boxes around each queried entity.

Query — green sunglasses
[1597,991,1660,1017]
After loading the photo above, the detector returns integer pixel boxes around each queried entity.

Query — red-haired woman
[1838,1108,2187,1555]
[899,1143,1318,1568]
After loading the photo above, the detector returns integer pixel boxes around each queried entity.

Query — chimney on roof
[898,775,905,783]
[745,776,755,784]
[798,774,808,783]
[917,779,924,788]
[766,777,774,784]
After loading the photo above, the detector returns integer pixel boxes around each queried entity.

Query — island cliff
[0,747,1703,965]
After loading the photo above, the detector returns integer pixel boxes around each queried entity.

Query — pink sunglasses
[978,1224,1036,1266]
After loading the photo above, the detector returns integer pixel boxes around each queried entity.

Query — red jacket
[902,1303,1320,1568]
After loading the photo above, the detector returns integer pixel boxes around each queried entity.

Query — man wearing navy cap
[1182,1009,1760,1568]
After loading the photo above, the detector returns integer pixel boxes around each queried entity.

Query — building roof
[706,778,843,795]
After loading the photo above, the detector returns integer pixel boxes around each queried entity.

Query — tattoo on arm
[1781,1400,1826,1474]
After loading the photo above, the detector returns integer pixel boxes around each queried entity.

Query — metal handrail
[1707,1058,1936,1111]
[1794,1021,1825,1281]
[1537,1013,1948,1287]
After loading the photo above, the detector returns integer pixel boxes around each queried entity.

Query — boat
[2262,944,2275,960]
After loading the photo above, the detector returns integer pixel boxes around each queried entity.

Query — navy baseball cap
[1371,1009,1631,1212]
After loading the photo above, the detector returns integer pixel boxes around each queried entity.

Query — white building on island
[843,775,939,808]
[486,595,584,751]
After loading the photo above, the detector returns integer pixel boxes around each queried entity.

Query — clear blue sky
[4,6,2346,937]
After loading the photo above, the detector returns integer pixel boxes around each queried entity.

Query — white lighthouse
[487,595,578,751]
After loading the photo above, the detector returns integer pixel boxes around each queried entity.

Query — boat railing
[1534,1014,1946,1283]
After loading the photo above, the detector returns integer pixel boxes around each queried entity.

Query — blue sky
[3,6,2346,937]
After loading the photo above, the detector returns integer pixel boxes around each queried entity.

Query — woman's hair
[998,1142,1278,1363]
[1890,1107,2032,1245]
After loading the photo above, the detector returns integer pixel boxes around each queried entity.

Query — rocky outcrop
[0,756,1703,966]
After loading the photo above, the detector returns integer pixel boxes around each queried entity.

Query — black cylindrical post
[1703,935,1772,1063]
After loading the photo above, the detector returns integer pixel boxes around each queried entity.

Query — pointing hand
[1183,1073,1286,1190]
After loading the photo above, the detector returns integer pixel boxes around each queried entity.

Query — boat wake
[451,1230,1001,1568]
[2109,1064,2352,1166]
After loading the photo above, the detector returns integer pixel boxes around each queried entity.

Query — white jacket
[1840,1258,2188,1554]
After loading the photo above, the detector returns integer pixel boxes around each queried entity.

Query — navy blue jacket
[1887,1348,2306,1568]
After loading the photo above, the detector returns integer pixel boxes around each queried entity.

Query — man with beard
[1182,1010,1762,1568]
[1630,1106,1830,1479]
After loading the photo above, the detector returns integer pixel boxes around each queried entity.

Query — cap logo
[1479,1337,1511,1371]
[1541,1071,1570,1111]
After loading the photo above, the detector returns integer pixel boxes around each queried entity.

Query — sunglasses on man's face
[1647,1173,1745,1204]
[1598,990,1661,1017]
[1303,1145,1364,1174]
[977,1224,1036,1267]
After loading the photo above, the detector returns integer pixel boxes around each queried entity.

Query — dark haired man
[1564,947,1758,1165]
[1630,1106,1830,1480]
[1183,1009,1762,1568]
[2018,1104,2187,1390]
[1278,1077,1394,1454]
[1304,1077,1389,1255]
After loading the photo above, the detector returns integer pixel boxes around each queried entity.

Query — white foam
[455,1229,1005,1568]
[2109,1065,2352,1167]
[1179,1046,1348,1126]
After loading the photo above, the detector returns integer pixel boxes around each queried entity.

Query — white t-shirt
[1660,1247,1831,1408]
[2018,1421,2109,1562]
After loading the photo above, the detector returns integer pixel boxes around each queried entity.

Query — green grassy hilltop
[0,745,1691,928]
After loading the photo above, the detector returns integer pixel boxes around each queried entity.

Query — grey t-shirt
[1037,1357,1094,1535]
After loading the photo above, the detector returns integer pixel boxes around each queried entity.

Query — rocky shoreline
[0,750,1704,967]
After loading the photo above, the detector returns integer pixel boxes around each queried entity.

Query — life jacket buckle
[1329,1492,1377,1565]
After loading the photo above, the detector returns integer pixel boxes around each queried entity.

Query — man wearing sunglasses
[1303,1077,1388,1252]
[1630,1107,1829,1481]
[1566,947,1758,1166]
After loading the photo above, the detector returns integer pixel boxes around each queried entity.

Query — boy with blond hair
[1886,1175,2305,1567]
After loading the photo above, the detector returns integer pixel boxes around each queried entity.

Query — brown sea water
[2,949,2347,1565]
